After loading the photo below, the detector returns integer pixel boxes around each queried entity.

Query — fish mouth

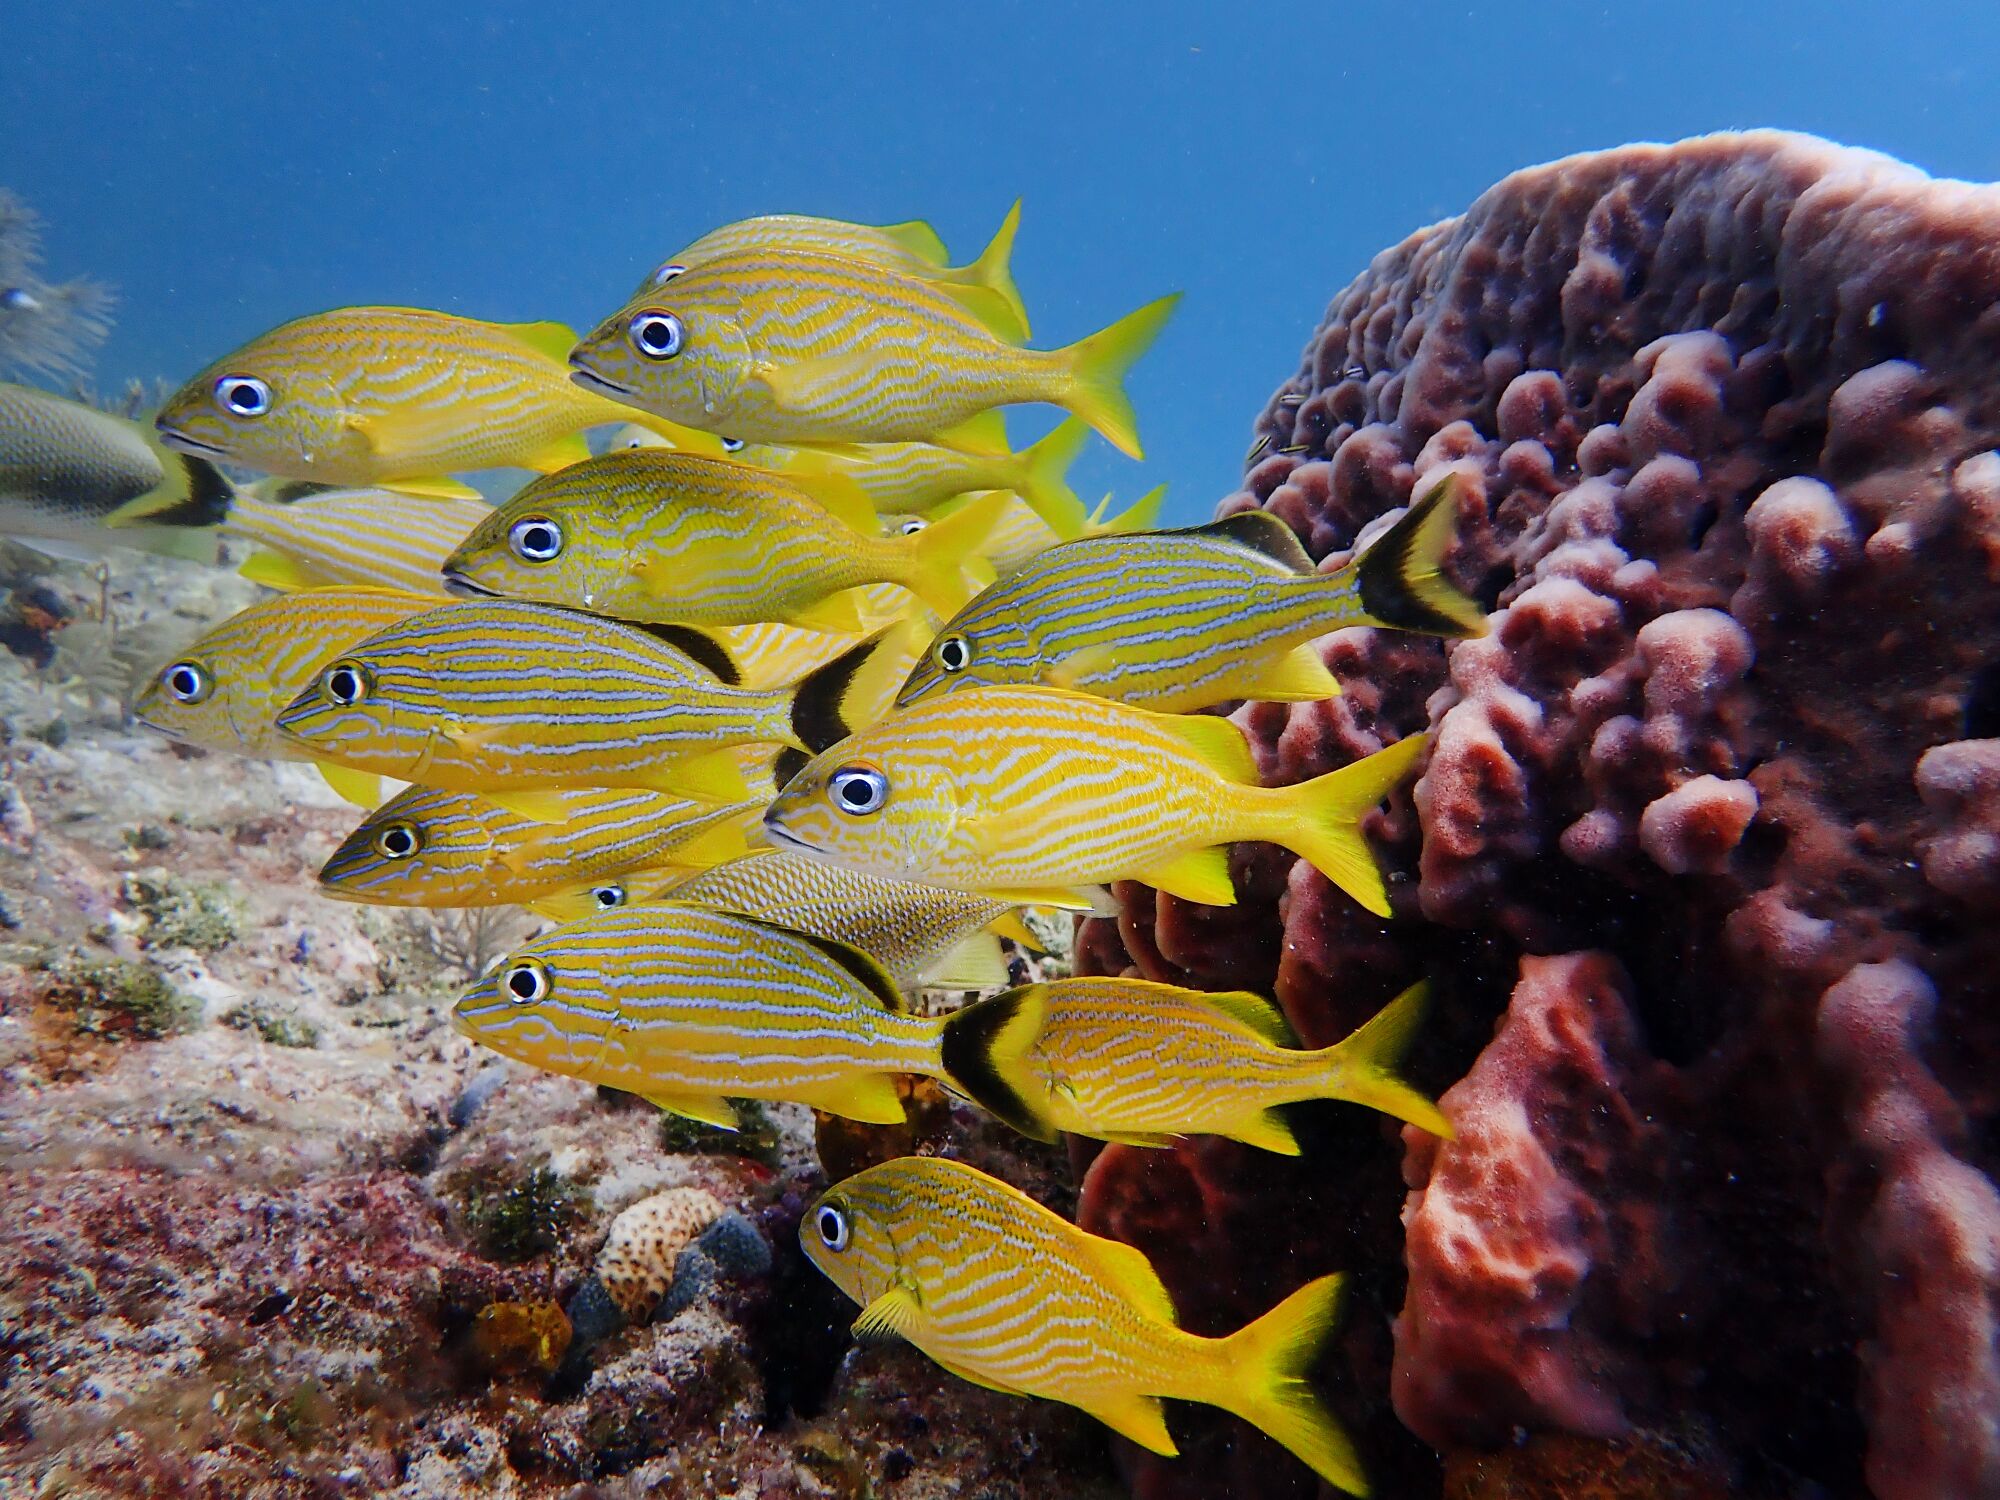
[155,425,227,458]
[441,570,499,599]
[760,816,814,853]
[569,362,633,398]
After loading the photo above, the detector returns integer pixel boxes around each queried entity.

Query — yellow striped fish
[272,600,903,806]
[898,476,1486,713]
[569,248,1178,459]
[441,450,1004,632]
[318,783,761,909]
[636,203,1030,342]
[941,977,1448,1151]
[802,1156,1367,1496]
[451,901,954,1125]
[134,586,437,807]
[763,686,1428,915]
[887,481,1166,581]
[556,850,1023,989]
[224,487,490,595]
[155,307,722,500]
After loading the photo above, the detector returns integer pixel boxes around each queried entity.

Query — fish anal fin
[643,1091,740,1128]
[1200,990,1297,1047]
[930,409,1010,457]
[1231,1108,1302,1156]
[852,1283,923,1344]
[1235,644,1342,704]
[987,911,1042,950]
[383,475,485,502]
[800,1071,909,1124]
[665,818,751,870]
[647,748,754,804]
[1086,1393,1179,1456]
[1160,713,1259,784]
[980,885,1106,913]
[519,432,593,474]
[1135,846,1237,907]
[1097,1130,1178,1149]
[239,550,322,592]
[315,761,383,809]
[788,588,867,636]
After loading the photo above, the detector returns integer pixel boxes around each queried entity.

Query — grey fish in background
[0,382,234,562]
[0,189,113,383]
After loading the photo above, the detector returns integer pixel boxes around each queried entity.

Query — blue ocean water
[4,1,1997,520]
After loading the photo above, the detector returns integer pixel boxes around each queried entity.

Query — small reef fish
[941,976,1448,1151]
[452,901,956,1126]
[636,203,1030,343]
[570,248,1178,459]
[318,783,761,910]
[898,476,1486,713]
[272,600,904,805]
[802,1156,1367,1496]
[764,686,1427,915]
[0,382,233,560]
[154,307,722,500]
[577,850,1026,990]
[224,486,491,596]
[134,585,438,807]
[442,449,1004,632]
[885,482,1166,581]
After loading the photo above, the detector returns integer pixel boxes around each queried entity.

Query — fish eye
[721,437,744,454]
[504,958,550,1003]
[649,261,687,287]
[828,765,889,817]
[898,517,927,536]
[592,883,626,910]
[373,822,421,860]
[320,660,369,706]
[509,515,564,563]
[161,660,211,704]
[213,374,271,418]
[815,1203,850,1252]
[628,309,686,360]
[934,634,972,673]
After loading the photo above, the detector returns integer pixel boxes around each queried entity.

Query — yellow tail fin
[1088,483,1167,536]
[1214,1274,1369,1497]
[1059,292,1180,460]
[905,490,1010,617]
[1269,733,1429,918]
[1346,474,1488,638]
[1012,417,1089,536]
[966,199,1030,341]
[1319,980,1452,1136]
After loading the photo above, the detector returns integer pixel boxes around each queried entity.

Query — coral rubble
[1077,130,2000,1497]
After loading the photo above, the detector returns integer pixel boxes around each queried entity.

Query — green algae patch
[44,952,199,1039]
[449,1161,593,1263]
[221,999,321,1049]
[124,868,239,952]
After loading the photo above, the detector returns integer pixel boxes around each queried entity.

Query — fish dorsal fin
[876,219,949,266]
[631,621,741,684]
[746,919,906,1012]
[987,911,1041,950]
[1085,1233,1178,1327]
[938,283,1028,344]
[502,319,582,363]
[852,1282,924,1343]
[315,761,384,809]
[1200,989,1297,1047]
[1160,712,1259,784]
[1188,511,1317,575]
[930,408,1010,457]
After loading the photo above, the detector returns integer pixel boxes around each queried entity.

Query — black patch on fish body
[939,992,1057,1143]
[789,628,887,753]
[772,746,810,789]
[628,621,741,685]
[267,480,339,503]
[742,919,905,1013]
[1185,510,1317,574]
[132,455,235,529]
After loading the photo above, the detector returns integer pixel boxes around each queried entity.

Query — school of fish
[0,204,1498,1495]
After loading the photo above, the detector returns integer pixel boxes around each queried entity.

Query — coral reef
[1075,130,2000,1497]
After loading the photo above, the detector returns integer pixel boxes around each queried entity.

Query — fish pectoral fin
[752,353,881,413]
[1233,643,1342,704]
[383,475,486,502]
[646,749,754,804]
[1086,1394,1179,1456]
[851,1282,923,1344]
[642,1091,740,1129]
[987,911,1043,951]
[799,1072,908,1125]
[787,589,867,635]
[238,549,321,592]
[1134,847,1237,907]
[525,891,593,923]
[1231,1108,1303,1156]
[314,761,384,809]
[518,432,593,473]
[664,818,751,870]
[920,930,1009,990]
[929,409,1011,457]
[1042,642,1123,693]
[484,789,574,825]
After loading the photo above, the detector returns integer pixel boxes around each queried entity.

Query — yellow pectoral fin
[930,409,1011,457]
[647,748,754,804]
[642,1091,740,1128]
[315,761,383,809]
[382,475,486,502]
[799,1072,908,1125]
[753,353,882,413]
[517,432,593,473]
[526,891,594,923]
[987,911,1042,950]
[239,549,322,592]
[1236,643,1342,704]
[1044,642,1121,692]
[852,1283,923,1344]
[484,789,574,825]
[1134,847,1237,906]
[1086,1394,1179,1456]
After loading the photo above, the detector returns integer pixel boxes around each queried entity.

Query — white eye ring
[162,660,210,704]
[829,766,888,816]
[214,375,271,417]
[629,310,685,360]
[934,634,971,673]
[322,661,368,705]
[898,517,926,536]
[649,262,687,287]
[815,1203,850,1252]
[509,515,563,562]
[592,883,626,910]
[721,437,744,454]
[504,959,550,1003]
[374,822,420,860]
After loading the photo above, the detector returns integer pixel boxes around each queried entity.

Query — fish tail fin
[1214,1274,1369,1498]
[787,618,923,752]
[937,987,1059,1142]
[1270,733,1429,918]
[1089,483,1167,536]
[906,491,1010,616]
[1058,292,1180,460]
[1315,981,1452,1136]
[1014,417,1089,537]
[1345,474,1487,638]
[967,199,1031,340]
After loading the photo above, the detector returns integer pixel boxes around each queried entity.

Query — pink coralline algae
[1076,131,2000,1497]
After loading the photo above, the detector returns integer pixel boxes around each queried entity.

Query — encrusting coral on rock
[1076,130,2000,1497]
